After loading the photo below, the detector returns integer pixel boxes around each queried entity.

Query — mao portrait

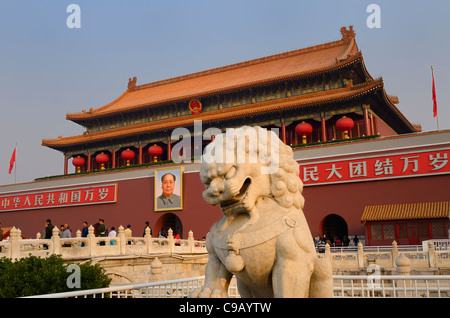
[154,167,183,211]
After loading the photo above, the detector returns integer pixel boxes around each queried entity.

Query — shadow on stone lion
[189,126,333,298]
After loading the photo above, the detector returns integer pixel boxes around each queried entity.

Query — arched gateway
[321,214,348,245]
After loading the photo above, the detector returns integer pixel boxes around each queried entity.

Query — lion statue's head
[200,126,305,217]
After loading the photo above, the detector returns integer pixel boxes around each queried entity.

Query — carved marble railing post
[357,242,365,269]
[188,230,194,253]
[427,241,436,268]
[36,232,41,240]
[145,227,151,253]
[395,253,412,297]
[324,243,331,261]
[118,225,126,255]
[9,227,20,260]
[52,226,61,255]
[151,257,163,276]
[168,228,174,253]
[391,241,399,267]
[87,225,95,256]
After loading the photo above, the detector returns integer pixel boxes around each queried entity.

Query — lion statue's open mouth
[191,126,333,298]
[219,177,251,211]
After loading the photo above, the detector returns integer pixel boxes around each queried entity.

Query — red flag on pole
[9,145,16,174]
[432,66,438,118]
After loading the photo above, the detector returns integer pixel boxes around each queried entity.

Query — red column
[321,116,327,142]
[167,139,172,160]
[370,113,375,135]
[139,145,143,164]
[87,152,91,172]
[281,121,286,144]
[363,108,371,136]
[112,148,116,168]
[64,156,68,175]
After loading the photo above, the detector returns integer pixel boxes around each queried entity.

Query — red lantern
[96,152,109,170]
[148,144,163,162]
[336,116,354,139]
[121,149,135,166]
[295,121,313,144]
[72,156,85,173]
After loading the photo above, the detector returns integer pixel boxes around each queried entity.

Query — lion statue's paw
[189,284,228,298]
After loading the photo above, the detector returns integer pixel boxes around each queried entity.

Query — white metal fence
[333,275,450,298]
[22,274,450,298]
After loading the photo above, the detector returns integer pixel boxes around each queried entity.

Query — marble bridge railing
[0,226,207,260]
[320,240,450,271]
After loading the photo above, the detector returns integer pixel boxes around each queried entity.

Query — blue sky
[1,0,449,184]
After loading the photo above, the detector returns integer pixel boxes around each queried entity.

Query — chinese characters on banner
[299,150,449,186]
[0,184,117,212]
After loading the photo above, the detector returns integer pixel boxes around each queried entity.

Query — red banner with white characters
[0,184,117,212]
[299,149,449,186]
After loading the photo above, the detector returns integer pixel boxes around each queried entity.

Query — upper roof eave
[44,78,389,150]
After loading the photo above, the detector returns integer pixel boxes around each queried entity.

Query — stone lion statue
[189,126,333,298]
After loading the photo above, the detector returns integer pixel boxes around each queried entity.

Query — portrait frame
[154,166,183,211]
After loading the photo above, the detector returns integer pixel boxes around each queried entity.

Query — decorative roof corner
[388,95,399,104]
[340,25,355,41]
[128,76,137,91]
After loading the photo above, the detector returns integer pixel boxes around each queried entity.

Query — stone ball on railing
[88,225,95,235]
[151,257,162,275]
[395,253,411,274]
[52,226,60,237]
[10,227,18,238]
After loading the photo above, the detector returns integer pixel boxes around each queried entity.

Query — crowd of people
[314,234,360,253]
[43,218,182,241]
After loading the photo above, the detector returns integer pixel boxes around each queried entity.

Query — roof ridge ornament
[340,25,355,41]
[128,76,137,91]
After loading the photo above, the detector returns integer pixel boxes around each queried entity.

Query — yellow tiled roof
[361,202,450,222]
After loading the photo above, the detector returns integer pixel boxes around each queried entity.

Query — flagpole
[14,142,17,184]
[436,112,440,131]
[431,65,440,131]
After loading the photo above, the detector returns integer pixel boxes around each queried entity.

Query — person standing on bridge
[98,219,108,246]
